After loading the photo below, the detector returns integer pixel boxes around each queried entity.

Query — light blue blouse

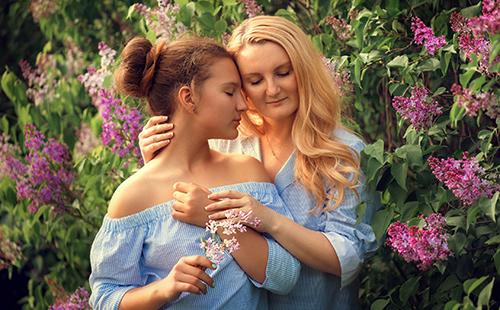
[89,182,301,310]
[210,128,379,310]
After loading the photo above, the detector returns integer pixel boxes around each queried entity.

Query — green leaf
[418,58,440,71]
[394,145,423,168]
[363,139,384,163]
[391,162,407,191]
[464,276,488,296]
[126,4,136,19]
[448,231,467,253]
[195,0,213,14]
[459,69,475,88]
[485,235,500,245]
[477,278,494,307]
[444,301,460,310]
[372,208,394,243]
[370,299,389,310]
[387,55,408,68]
[466,204,481,231]
[354,57,362,88]
[198,13,216,31]
[440,52,452,76]
[178,4,195,27]
[450,101,466,127]
[214,19,227,35]
[399,276,420,303]
[493,249,500,275]
[460,2,482,18]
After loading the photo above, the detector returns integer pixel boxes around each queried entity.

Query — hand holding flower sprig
[200,209,261,266]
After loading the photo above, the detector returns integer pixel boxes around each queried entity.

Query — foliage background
[0,0,498,309]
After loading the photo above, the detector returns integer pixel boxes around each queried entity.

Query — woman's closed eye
[277,71,290,77]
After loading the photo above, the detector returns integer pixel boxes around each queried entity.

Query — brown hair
[114,36,232,116]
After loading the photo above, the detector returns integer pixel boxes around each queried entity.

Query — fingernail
[164,116,169,120]
[212,263,217,269]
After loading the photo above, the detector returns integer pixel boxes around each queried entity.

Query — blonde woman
[139,16,379,309]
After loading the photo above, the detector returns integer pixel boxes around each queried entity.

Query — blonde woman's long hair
[227,15,360,213]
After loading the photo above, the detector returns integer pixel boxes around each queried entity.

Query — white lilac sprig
[200,210,261,265]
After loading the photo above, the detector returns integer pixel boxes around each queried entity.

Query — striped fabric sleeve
[249,189,301,294]
[89,222,148,310]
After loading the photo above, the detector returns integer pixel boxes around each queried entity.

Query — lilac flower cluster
[49,287,90,310]
[201,210,261,265]
[134,1,187,41]
[29,0,58,23]
[64,40,85,77]
[451,2,500,74]
[2,125,74,214]
[322,57,353,97]
[428,153,499,206]
[0,228,23,270]
[74,123,100,157]
[239,0,263,18]
[392,86,443,130]
[325,16,353,41]
[99,90,143,159]
[77,42,117,108]
[18,54,57,106]
[451,83,499,119]
[386,213,451,271]
[411,17,446,55]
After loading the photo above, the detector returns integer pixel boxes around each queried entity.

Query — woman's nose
[265,78,280,97]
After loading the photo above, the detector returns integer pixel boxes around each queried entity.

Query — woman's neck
[263,115,294,145]
[150,116,212,173]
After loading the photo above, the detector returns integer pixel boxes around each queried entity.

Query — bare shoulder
[224,153,271,183]
[107,171,156,219]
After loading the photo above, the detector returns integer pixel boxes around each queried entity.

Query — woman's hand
[161,256,216,302]
[205,190,277,233]
[171,182,216,228]
[139,115,174,164]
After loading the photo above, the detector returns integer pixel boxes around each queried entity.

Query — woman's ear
[177,85,197,113]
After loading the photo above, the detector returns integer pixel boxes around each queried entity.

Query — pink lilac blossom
[18,54,57,105]
[411,17,446,55]
[451,83,498,119]
[428,153,499,206]
[451,4,499,74]
[49,287,90,310]
[325,16,352,41]
[29,0,58,23]
[392,86,443,131]
[74,123,100,157]
[0,228,23,270]
[386,213,451,271]
[4,125,74,214]
[77,42,117,108]
[322,57,353,97]
[98,90,143,160]
[239,0,263,18]
[200,210,260,265]
[134,1,186,41]
[64,40,85,77]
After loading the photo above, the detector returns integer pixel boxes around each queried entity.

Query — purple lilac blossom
[201,210,260,265]
[49,287,91,310]
[386,213,451,271]
[239,0,263,18]
[98,90,143,160]
[392,86,443,131]
[5,125,74,214]
[411,17,446,55]
[428,153,499,206]
[74,123,100,157]
[18,54,57,106]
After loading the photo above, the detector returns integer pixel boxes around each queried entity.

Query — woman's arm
[171,182,268,283]
[120,256,215,310]
[206,191,342,276]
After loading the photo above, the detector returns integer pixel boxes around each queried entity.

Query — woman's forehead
[236,42,291,73]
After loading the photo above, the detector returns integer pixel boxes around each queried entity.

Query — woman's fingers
[144,139,171,155]
[207,211,229,221]
[145,115,168,128]
[205,198,245,211]
[178,263,215,289]
[183,255,216,270]
[142,123,174,140]
[207,190,245,201]
[173,190,189,204]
